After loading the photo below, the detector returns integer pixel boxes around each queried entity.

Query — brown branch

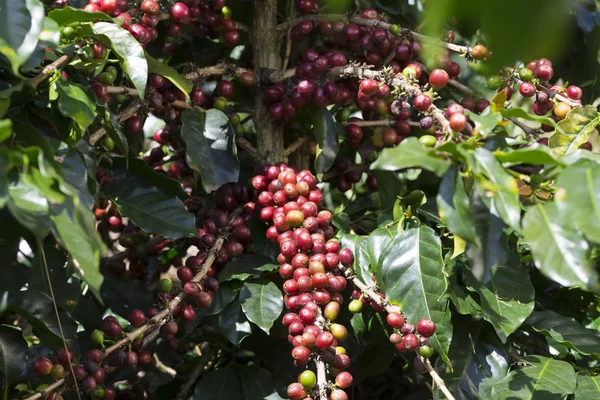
[89,100,143,146]
[175,344,216,400]
[235,137,259,159]
[28,42,86,89]
[25,237,224,400]
[184,63,253,81]
[284,136,310,156]
[105,86,139,96]
[275,15,470,55]
[339,266,455,400]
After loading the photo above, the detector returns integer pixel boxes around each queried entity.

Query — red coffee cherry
[417,318,437,337]
[429,69,449,89]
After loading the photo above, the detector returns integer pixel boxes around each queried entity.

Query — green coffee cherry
[419,135,437,147]
[160,278,173,293]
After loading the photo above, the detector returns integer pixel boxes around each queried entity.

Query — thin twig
[184,63,253,81]
[284,136,310,156]
[339,265,456,400]
[89,100,143,146]
[41,247,82,400]
[236,137,259,159]
[105,86,139,96]
[28,42,85,89]
[24,238,225,400]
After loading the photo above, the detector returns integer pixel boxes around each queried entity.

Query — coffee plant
[1,0,600,399]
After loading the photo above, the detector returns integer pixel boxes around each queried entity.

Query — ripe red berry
[177,266,194,282]
[429,69,449,89]
[449,112,467,132]
[291,345,311,361]
[100,0,118,14]
[401,333,420,351]
[56,347,74,366]
[103,316,122,338]
[417,318,437,337]
[335,371,353,389]
[536,64,554,81]
[519,82,536,97]
[386,312,405,329]
[413,94,432,111]
[170,2,190,23]
[338,248,354,267]
[33,357,53,376]
[359,79,379,95]
[316,331,334,350]
[128,309,146,327]
[567,85,582,100]
[287,382,307,400]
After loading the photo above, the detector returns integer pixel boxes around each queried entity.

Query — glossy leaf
[468,148,521,230]
[233,365,286,400]
[522,203,598,292]
[100,272,156,319]
[0,325,28,384]
[181,108,239,192]
[8,291,78,352]
[0,118,11,143]
[50,200,105,296]
[435,317,509,400]
[309,106,339,180]
[493,144,565,166]
[464,264,535,342]
[500,107,556,127]
[218,255,278,282]
[102,161,196,238]
[549,105,600,156]
[526,310,600,360]
[574,375,600,399]
[193,365,244,400]
[379,226,452,363]
[437,165,477,244]
[55,78,96,131]
[339,233,371,285]
[366,227,394,284]
[146,54,192,99]
[47,6,112,26]
[371,137,450,176]
[100,103,129,157]
[0,0,44,74]
[240,279,283,334]
[490,355,576,399]
[92,22,147,97]
[218,300,252,345]
[555,159,600,243]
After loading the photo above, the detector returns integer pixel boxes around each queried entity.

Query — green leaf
[468,148,521,230]
[437,165,477,244]
[467,109,503,138]
[99,103,128,157]
[218,300,252,345]
[112,157,188,201]
[379,226,452,363]
[181,108,240,192]
[193,365,244,400]
[339,233,371,285]
[92,22,147,97]
[526,310,600,360]
[555,160,600,243]
[52,143,94,209]
[0,0,45,74]
[0,119,11,143]
[370,137,450,176]
[464,264,535,342]
[549,105,600,156]
[195,281,242,319]
[146,54,192,99]
[366,227,394,284]
[500,107,556,127]
[522,203,599,292]
[372,170,405,210]
[233,365,286,400]
[494,144,565,166]
[55,78,96,131]
[240,279,283,334]
[574,375,600,399]
[103,161,196,238]
[490,355,576,399]
[28,246,80,312]
[7,172,52,237]
[218,255,278,282]
[308,106,339,180]
[0,325,27,385]
[49,200,105,297]
[435,317,509,400]
[47,6,112,26]
[8,291,78,352]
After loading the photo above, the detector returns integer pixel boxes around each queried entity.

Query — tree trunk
[252,0,285,164]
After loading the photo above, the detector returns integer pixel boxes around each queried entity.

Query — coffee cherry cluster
[84,0,241,53]
[252,164,355,400]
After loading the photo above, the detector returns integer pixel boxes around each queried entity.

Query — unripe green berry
[160,278,173,293]
[486,75,501,90]
[91,329,105,345]
[519,67,534,82]
[103,136,115,151]
[221,6,232,18]
[389,24,401,35]
[299,370,316,390]
[348,299,363,313]
[419,345,434,358]
[419,135,437,147]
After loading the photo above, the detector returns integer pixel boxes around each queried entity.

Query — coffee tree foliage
[1,0,600,399]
